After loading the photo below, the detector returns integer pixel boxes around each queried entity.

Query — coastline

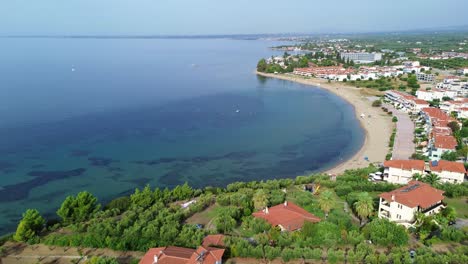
[256,71,393,175]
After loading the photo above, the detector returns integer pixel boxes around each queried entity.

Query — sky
[1,0,467,35]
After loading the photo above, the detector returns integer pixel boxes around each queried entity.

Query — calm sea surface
[0,38,364,233]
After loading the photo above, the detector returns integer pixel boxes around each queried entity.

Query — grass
[445,197,468,218]
[185,204,220,226]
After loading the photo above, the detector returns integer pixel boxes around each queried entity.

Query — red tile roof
[384,160,425,171]
[139,246,225,264]
[413,99,429,105]
[187,246,224,264]
[434,135,458,150]
[252,201,320,231]
[380,181,445,209]
[202,235,225,248]
[430,160,466,174]
[139,246,195,264]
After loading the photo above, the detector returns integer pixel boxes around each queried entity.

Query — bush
[392,116,398,122]
[363,218,409,247]
[372,100,382,107]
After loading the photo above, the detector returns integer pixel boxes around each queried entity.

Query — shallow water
[0,38,364,233]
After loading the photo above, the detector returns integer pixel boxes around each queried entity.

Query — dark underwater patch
[134,151,257,166]
[70,149,91,157]
[88,157,117,167]
[0,168,86,202]
[0,161,15,172]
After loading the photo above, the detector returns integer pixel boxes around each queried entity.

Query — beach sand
[257,72,393,175]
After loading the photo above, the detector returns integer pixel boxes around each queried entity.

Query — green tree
[441,151,458,161]
[363,218,408,247]
[130,185,155,208]
[57,191,100,224]
[13,209,45,242]
[318,190,334,217]
[392,116,398,122]
[257,59,267,72]
[214,213,236,233]
[354,192,374,225]
[447,121,460,133]
[423,173,441,186]
[253,189,268,210]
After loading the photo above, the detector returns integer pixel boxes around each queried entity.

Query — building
[416,72,436,82]
[378,181,445,227]
[457,68,468,75]
[430,135,458,160]
[202,235,225,248]
[429,160,466,184]
[139,246,225,264]
[252,201,320,231]
[383,160,426,184]
[340,52,382,63]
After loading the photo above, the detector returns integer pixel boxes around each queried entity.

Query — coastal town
[2,34,468,264]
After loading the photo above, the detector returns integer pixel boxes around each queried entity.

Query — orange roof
[384,160,425,171]
[139,246,195,264]
[380,181,445,209]
[202,234,225,248]
[434,135,457,150]
[140,246,225,264]
[430,160,466,174]
[187,246,224,264]
[252,201,320,231]
[413,99,429,105]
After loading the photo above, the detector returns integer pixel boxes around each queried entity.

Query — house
[383,160,426,184]
[202,234,225,248]
[430,135,458,160]
[429,160,466,184]
[252,201,320,231]
[139,245,225,264]
[378,181,445,227]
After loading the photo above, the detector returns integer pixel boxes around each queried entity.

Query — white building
[416,89,457,101]
[378,181,445,227]
[430,135,458,161]
[340,52,382,63]
[416,72,436,82]
[429,160,466,184]
[383,160,426,184]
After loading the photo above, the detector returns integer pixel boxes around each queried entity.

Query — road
[386,104,415,160]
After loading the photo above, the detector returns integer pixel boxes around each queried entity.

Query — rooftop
[430,160,466,174]
[384,160,425,171]
[202,234,225,248]
[252,201,320,231]
[433,135,458,150]
[380,181,445,209]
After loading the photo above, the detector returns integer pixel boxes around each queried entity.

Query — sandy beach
[257,72,393,175]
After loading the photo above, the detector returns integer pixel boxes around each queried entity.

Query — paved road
[386,104,415,160]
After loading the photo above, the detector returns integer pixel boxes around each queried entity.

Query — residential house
[383,160,426,184]
[430,135,458,160]
[378,181,445,227]
[252,201,320,231]
[139,245,225,264]
[202,235,225,248]
[429,160,466,184]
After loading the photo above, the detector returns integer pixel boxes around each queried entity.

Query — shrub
[372,100,382,107]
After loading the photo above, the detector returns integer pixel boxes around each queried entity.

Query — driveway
[386,104,415,160]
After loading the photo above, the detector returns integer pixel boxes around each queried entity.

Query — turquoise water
[0,38,364,233]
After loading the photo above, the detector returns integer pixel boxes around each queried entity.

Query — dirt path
[1,242,144,264]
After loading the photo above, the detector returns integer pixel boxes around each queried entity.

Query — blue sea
[0,37,364,233]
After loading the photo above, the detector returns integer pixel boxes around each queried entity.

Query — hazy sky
[1,0,467,35]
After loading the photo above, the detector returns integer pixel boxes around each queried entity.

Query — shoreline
[256,71,393,175]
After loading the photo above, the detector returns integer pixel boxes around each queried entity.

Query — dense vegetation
[5,166,468,263]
